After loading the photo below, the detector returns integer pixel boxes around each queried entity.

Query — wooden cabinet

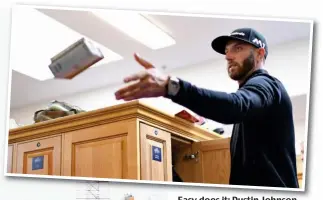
[62,120,138,179]
[8,100,230,185]
[171,135,230,184]
[16,135,61,176]
[140,122,172,182]
[7,144,13,173]
[191,138,231,184]
[296,155,304,188]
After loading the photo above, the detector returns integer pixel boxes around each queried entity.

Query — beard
[228,52,255,81]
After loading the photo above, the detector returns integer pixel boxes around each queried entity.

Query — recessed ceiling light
[10,6,123,81]
[92,9,176,50]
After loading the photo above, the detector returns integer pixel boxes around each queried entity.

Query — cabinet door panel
[73,135,127,178]
[7,145,13,173]
[192,138,231,184]
[63,120,139,180]
[140,122,172,182]
[296,155,303,188]
[16,136,61,176]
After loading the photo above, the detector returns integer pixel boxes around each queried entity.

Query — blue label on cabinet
[152,146,162,162]
[32,156,44,170]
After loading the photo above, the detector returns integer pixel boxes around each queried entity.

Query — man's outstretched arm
[114,53,279,124]
[168,76,278,124]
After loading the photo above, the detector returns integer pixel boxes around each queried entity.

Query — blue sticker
[152,146,162,162]
[32,156,44,170]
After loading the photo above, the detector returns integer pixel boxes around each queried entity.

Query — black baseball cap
[211,28,268,58]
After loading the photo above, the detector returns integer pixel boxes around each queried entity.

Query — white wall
[9,38,311,155]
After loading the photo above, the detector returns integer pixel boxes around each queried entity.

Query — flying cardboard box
[49,38,104,79]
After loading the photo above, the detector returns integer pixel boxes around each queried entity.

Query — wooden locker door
[191,137,231,184]
[140,122,172,182]
[16,135,61,176]
[296,154,303,188]
[62,120,139,180]
[7,145,13,173]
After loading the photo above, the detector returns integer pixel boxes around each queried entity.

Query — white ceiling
[9,6,311,109]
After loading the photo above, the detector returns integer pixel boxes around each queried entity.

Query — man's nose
[225,51,234,61]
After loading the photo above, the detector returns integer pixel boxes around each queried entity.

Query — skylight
[10,6,123,81]
[91,10,176,50]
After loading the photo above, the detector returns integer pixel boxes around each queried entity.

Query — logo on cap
[252,38,266,48]
[230,32,245,36]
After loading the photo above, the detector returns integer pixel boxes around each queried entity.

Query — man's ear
[257,47,266,61]
[259,48,266,58]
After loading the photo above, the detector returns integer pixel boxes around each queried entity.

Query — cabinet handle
[36,142,41,147]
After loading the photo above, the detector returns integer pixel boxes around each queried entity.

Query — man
[115,28,299,188]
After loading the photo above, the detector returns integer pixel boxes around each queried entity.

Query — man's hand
[114,53,170,101]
